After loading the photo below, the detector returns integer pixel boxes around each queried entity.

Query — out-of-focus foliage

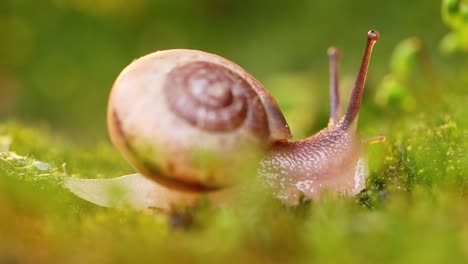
[375,37,440,112]
[440,0,468,53]
[375,38,422,112]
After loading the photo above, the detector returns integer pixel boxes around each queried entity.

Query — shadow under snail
[66,30,383,212]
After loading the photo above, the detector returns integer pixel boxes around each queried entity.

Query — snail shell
[107,49,292,190]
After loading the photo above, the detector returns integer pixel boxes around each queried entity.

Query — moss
[0,107,467,263]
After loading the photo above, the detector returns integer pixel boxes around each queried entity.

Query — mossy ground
[0,85,466,263]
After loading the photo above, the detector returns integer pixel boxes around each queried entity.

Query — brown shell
[107,49,292,190]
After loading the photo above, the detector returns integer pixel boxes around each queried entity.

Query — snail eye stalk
[327,47,341,126]
[341,30,380,130]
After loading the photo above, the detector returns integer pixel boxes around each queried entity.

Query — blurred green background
[1,2,467,263]
[0,0,463,141]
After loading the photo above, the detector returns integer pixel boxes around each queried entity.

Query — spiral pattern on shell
[164,61,266,134]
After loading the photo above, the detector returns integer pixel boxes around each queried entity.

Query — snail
[66,30,382,211]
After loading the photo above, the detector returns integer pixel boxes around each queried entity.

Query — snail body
[260,124,365,205]
[67,31,381,211]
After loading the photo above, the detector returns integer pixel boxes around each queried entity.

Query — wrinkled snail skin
[260,125,365,205]
[66,30,380,212]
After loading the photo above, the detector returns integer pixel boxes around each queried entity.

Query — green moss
[0,110,467,263]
